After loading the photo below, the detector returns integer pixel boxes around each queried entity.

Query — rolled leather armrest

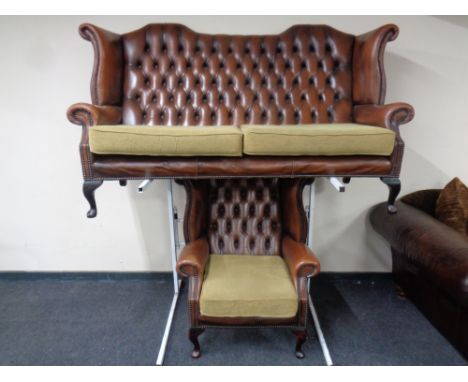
[282,235,320,284]
[370,201,468,298]
[67,103,122,127]
[176,238,210,278]
[353,103,415,132]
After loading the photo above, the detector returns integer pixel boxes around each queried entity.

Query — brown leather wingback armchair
[67,23,414,218]
[176,178,320,358]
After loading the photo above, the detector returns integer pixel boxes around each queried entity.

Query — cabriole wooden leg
[82,180,103,218]
[292,329,307,359]
[395,284,407,299]
[189,328,205,359]
[380,177,401,214]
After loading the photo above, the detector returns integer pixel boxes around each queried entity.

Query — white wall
[0,16,467,272]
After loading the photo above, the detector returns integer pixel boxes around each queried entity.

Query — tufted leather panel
[120,24,354,126]
[207,178,282,256]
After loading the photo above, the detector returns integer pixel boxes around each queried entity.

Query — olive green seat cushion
[89,125,243,156]
[199,254,298,318]
[241,123,396,156]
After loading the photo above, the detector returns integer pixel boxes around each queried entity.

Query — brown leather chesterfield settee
[370,191,468,359]
[67,23,414,218]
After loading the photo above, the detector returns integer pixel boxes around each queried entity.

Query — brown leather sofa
[67,23,414,218]
[370,191,468,360]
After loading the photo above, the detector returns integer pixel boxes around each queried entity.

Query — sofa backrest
[121,24,356,126]
[80,23,398,126]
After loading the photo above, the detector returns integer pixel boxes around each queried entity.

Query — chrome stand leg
[307,182,334,366]
[155,180,181,366]
[156,288,179,366]
[308,282,333,366]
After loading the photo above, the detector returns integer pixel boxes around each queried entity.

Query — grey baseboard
[0,271,391,282]
[0,271,173,281]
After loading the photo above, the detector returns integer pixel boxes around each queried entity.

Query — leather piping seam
[82,173,395,181]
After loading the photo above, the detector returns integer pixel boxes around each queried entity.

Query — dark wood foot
[189,328,204,358]
[82,180,103,218]
[380,177,401,214]
[395,284,407,299]
[342,177,351,184]
[119,179,127,187]
[292,330,307,359]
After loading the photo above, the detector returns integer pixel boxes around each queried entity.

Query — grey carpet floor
[311,274,466,366]
[0,273,465,366]
[0,275,171,365]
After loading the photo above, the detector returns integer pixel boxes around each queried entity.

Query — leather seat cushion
[89,125,243,156]
[200,254,298,318]
[241,124,396,156]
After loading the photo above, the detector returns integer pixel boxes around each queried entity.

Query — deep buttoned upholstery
[68,23,414,184]
[120,24,354,126]
[207,178,282,256]
[67,22,414,217]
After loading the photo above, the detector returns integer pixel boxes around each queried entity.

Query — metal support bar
[166,180,179,294]
[138,179,153,193]
[137,179,181,365]
[172,207,181,261]
[156,283,179,366]
[306,183,334,366]
[172,207,186,249]
[307,182,316,248]
[328,177,345,192]
[155,180,181,365]
[308,288,333,366]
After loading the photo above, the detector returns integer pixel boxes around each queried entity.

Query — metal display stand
[137,179,181,366]
[306,179,342,367]
[142,177,343,365]
[155,180,181,365]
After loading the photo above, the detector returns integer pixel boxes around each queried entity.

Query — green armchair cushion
[199,254,298,318]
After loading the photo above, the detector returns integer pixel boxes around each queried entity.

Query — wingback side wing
[79,23,124,106]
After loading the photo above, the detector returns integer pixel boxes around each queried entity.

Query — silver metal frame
[328,176,346,192]
[156,286,179,365]
[136,179,181,366]
[307,181,334,366]
[155,179,182,365]
[137,179,153,193]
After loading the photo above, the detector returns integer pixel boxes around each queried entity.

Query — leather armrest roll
[176,238,210,278]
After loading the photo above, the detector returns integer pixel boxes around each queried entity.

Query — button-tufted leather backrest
[121,24,354,126]
[207,178,282,256]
